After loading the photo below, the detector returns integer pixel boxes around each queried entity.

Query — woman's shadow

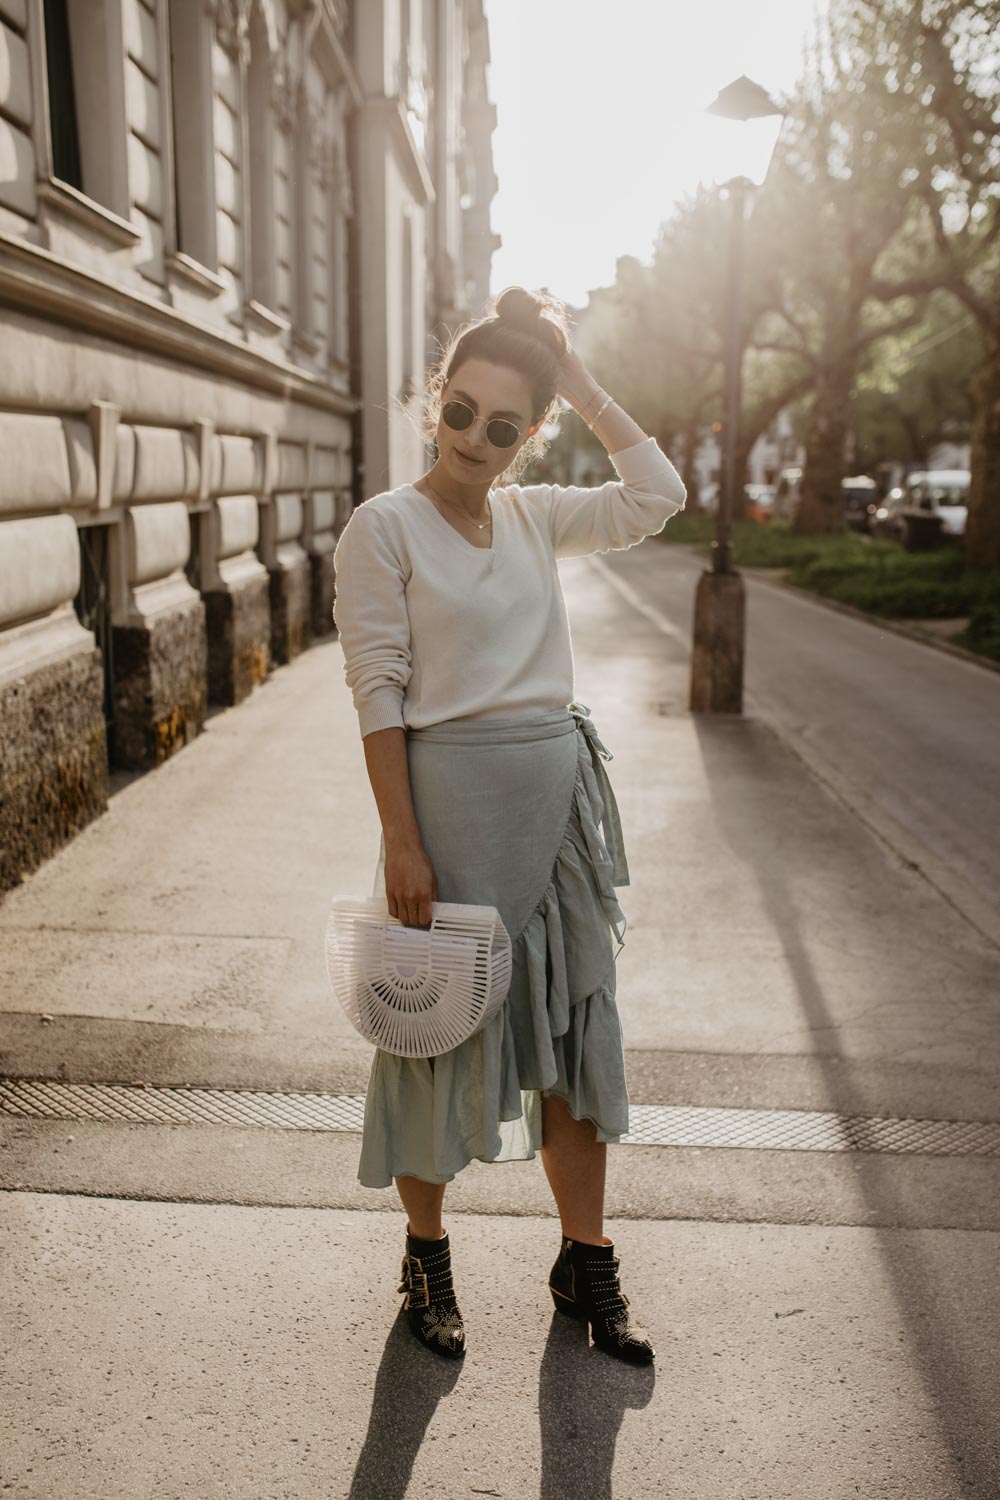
[348,1311,462,1500]
[348,1304,654,1499]
[539,1311,655,1500]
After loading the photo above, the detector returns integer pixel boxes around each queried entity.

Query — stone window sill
[292,327,322,358]
[246,298,290,336]
[165,251,227,296]
[37,178,142,248]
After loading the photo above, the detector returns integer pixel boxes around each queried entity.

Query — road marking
[584,551,690,647]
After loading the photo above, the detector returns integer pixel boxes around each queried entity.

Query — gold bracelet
[586,394,614,429]
[577,385,607,421]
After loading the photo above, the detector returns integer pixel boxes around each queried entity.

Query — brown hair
[419,285,572,486]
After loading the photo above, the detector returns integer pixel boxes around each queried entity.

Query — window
[41,0,130,216]
[42,0,82,187]
[247,6,277,310]
[328,141,350,362]
[168,0,218,269]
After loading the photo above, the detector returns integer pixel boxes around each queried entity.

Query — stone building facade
[0,0,499,893]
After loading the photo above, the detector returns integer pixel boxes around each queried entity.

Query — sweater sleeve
[332,506,412,739]
[520,434,687,560]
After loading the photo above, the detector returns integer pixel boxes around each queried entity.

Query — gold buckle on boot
[398,1256,430,1310]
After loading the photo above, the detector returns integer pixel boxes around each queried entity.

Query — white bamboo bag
[325,896,512,1057]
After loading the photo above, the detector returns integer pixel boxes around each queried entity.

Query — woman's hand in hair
[555,346,601,411]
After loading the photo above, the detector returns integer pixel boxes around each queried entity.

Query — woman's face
[436,357,543,487]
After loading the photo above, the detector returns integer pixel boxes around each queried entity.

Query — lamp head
[707,75,784,122]
[703,75,787,188]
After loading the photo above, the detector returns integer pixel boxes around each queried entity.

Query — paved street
[597,539,1000,946]
[2,538,1000,1498]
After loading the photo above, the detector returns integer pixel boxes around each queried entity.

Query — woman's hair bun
[493,285,569,359]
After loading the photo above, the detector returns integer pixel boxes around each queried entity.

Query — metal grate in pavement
[621,1103,1000,1156]
[0,1079,368,1133]
[2,1078,1000,1158]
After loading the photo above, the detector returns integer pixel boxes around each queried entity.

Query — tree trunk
[795,364,854,535]
[737,375,817,527]
[963,328,1000,571]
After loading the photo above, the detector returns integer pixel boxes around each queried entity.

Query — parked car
[744,483,777,523]
[871,486,905,542]
[841,475,879,534]
[872,469,969,549]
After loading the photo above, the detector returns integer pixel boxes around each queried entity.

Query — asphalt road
[594,538,1000,945]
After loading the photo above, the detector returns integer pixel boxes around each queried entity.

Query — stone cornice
[0,233,359,417]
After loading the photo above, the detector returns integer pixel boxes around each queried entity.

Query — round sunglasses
[441,399,524,450]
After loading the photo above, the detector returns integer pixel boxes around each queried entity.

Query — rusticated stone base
[0,647,108,894]
[309,552,336,640]
[269,560,312,666]
[111,603,207,770]
[204,576,271,707]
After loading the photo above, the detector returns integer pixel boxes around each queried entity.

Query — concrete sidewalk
[2,546,999,1498]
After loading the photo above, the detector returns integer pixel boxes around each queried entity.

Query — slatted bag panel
[325,897,512,1057]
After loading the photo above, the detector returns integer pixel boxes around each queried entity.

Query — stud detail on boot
[548,1234,655,1366]
[398,1230,466,1360]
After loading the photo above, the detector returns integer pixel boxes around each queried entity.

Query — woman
[332,286,686,1367]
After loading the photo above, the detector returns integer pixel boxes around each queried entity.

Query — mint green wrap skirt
[357,701,632,1189]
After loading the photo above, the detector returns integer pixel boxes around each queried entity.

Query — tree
[576,188,816,517]
[858,0,1000,566]
[746,8,929,535]
[575,192,731,509]
[853,292,980,466]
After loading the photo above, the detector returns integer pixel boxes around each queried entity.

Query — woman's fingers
[384,845,436,928]
[389,891,430,928]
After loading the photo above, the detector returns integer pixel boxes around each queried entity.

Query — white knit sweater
[332,434,686,739]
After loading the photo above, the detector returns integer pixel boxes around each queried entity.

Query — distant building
[927,442,971,472]
[0,0,499,890]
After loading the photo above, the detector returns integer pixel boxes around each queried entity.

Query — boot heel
[549,1239,656,1365]
[550,1286,586,1318]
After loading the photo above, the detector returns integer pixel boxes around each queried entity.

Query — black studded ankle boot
[397,1226,466,1360]
[549,1234,655,1365]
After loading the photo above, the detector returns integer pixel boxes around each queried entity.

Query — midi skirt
[357,701,632,1189]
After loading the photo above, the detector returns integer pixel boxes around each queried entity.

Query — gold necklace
[423,475,492,531]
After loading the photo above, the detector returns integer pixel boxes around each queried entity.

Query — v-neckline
[406,483,503,565]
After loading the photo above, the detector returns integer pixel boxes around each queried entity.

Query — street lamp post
[716,173,747,579]
[689,75,785,715]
